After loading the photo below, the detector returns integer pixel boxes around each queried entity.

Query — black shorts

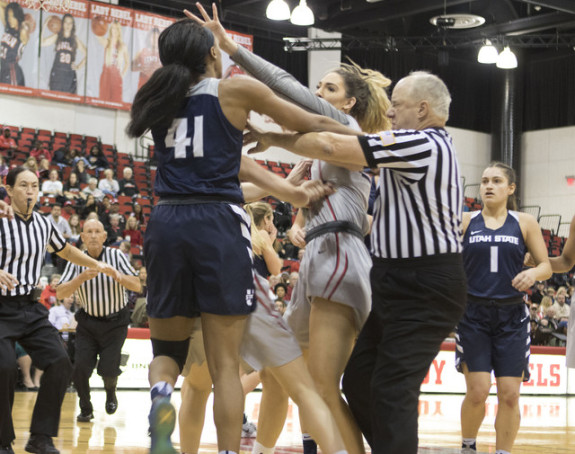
[144,202,256,318]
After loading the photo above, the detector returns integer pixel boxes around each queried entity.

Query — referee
[57,219,140,423]
[0,167,120,454]
[245,71,467,454]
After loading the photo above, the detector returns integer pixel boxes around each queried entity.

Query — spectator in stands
[38,158,51,181]
[531,281,546,305]
[48,296,77,342]
[30,140,51,163]
[118,167,139,198]
[268,274,280,292]
[0,127,17,157]
[131,201,145,225]
[102,198,126,231]
[274,283,289,305]
[61,201,76,221]
[97,196,111,221]
[98,169,119,197]
[551,291,570,334]
[74,159,90,185]
[105,213,123,246]
[546,286,556,298]
[72,149,89,168]
[41,169,64,198]
[40,274,61,310]
[123,215,143,249]
[48,205,72,271]
[287,271,299,301]
[51,146,77,168]
[63,172,86,205]
[275,300,287,315]
[16,342,42,390]
[86,144,109,174]
[23,156,40,178]
[129,266,148,327]
[0,156,8,177]
[79,194,98,220]
[68,213,82,247]
[82,177,105,202]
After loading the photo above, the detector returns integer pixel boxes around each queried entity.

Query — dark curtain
[523,51,575,131]
[342,48,494,133]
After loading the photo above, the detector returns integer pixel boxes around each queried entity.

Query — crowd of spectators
[529,280,574,346]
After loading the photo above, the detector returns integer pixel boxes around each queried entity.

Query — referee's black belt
[467,294,524,306]
[157,195,239,205]
[305,220,364,243]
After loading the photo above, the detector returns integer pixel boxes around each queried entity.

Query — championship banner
[37,0,90,103]
[85,1,133,110]
[127,11,174,103]
[0,0,40,97]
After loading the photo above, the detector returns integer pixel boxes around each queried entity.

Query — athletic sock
[302,434,317,454]
[243,413,248,424]
[219,451,238,454]
[252,441,274,454]
[495,451,510,454]
[462,438,476,450]
[150,381,174,401]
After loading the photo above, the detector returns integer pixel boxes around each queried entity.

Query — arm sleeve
[231,45,350,125]
[114,249,137,276]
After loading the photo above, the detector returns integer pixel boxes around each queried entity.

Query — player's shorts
[181,274,301,374]
[240,274,302,371]
[285,231,372,349]
[144,202,256,318]
[455,297,530,380]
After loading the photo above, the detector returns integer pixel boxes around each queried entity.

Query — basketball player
[125,18,356,454]
[41,14,87,94]
[186,5,391,453]
[0,1,29,86]
[456,162,551,454]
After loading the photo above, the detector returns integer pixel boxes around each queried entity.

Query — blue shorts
[144,202,256,318]
[455,299,530,380]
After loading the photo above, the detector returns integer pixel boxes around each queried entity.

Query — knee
[466,385,490,406]
[498,387,520,408]
[309,372,339,403]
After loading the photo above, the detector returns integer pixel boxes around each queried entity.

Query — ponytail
[126,19,215,138]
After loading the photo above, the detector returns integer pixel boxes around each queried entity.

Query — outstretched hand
[184,3,234,53]
[294,179,335,209]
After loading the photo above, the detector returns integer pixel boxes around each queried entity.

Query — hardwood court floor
[11,390,575,453]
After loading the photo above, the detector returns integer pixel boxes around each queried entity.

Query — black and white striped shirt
[360,127,463,259]
[59,247,136,317]
[0,212,67,297]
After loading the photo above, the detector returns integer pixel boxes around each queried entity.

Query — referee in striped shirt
[246,71,467,454]
[0,167,120,454]
[57,219,140,423]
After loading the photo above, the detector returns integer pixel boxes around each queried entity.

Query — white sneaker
[242,421,257,438]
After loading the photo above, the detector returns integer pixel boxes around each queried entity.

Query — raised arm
[185,2,350,125]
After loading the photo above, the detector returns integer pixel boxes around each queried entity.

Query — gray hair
[89,177,98,185]
[405,71,451,122]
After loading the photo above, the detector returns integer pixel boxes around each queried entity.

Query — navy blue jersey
[53,36,75,71]
[151,78,244,203]
[253,254,270,278]
[463,211,526,299]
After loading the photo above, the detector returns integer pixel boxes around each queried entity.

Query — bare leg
[255,368,290,448]
[148,316,197,388]
[308,298,364,454]
[241,370,261,395]
[202,313,247,452]
[460,367,491,440]
[33,369,43,388]
[270,356,346,454]
[17,354,35,388]
[495,376,522,452]
[179,361,213,454]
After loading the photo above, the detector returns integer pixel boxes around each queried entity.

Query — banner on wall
[85,1,133,110]
[0,0,40,97]
[221,30,253,79]
[37,0,90,103]
[127,11,174,103]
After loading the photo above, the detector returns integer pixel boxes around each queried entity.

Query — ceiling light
[266,0,290,21]
[496,46,518,69]
[291,0,314,26]
[477,40,498,64]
